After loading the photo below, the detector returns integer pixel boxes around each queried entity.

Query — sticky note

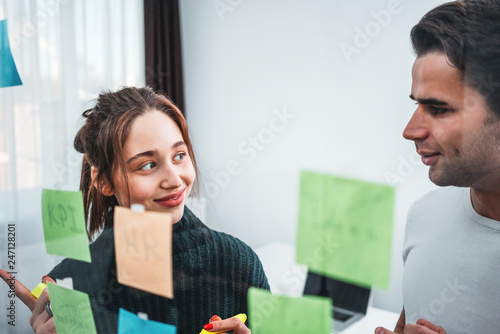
[0,20,22,88]
[296,171,395,289]
[31,282,47,298]
[248,287,332,333]
[118,308,176,334]
[114,206,174,298]
[47,282,97,334]
[41,189,91,263]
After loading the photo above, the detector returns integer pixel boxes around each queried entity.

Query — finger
[375,327,396,334]
[30,287,54,330]
[0,269,37,311]
[416,319,446,333]
[32,288,51,318]
[31,305,52,331]
[403,323,445,334]
[35,315,56,334]
[205,317,249,334]
[42,275,56,284]
[209,315,222,323]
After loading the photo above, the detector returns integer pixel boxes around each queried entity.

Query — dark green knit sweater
[48,207,269,334]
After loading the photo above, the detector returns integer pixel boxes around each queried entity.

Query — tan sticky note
[114,206,174,299]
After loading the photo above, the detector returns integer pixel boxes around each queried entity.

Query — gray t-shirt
[403,187,500,333]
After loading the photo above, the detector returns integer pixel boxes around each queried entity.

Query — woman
[1,87,269,333]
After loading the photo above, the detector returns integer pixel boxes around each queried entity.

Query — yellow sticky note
[114,206,174,299]
[199,314,247,334]
[31,282,47,298]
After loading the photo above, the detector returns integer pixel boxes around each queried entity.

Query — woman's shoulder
[208,228,254,253]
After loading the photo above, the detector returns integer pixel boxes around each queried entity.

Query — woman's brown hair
[74,86,198,239]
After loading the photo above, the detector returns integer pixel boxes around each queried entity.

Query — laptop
[302,271,371,333]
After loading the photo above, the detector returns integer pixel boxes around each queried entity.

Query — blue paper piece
[0,19,23,88]
[118,308,177,334]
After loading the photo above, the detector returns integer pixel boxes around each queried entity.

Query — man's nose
[403,108,429,141]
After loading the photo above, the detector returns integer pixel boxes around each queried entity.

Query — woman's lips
[155,188,185,208]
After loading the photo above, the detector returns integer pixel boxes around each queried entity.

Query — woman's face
[110,110,196,223]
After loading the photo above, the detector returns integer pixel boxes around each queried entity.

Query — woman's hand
[203,314,250,334]
[0,269,57,333]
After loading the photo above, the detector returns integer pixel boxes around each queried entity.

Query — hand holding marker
[0,269,57,332]
[200,313,248,334]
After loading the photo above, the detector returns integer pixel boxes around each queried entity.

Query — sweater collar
[105,205,201,231]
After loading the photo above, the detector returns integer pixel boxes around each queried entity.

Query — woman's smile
[154,188,186,208]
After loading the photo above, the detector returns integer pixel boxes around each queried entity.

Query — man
[376,1,500,333]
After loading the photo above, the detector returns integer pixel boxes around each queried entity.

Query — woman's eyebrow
[126,142,185,164]
[172,141,186,149]
[126,150,158,164]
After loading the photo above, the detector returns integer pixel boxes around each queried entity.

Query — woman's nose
[159,164,182,189]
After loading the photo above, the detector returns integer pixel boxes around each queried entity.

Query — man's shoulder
[405,186,469,229]
[412,186,466,208]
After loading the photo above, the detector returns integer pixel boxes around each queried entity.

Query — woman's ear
[91,166,114,197]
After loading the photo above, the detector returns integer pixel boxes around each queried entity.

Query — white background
[180,0,444,313]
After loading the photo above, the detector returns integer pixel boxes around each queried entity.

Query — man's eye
[174,153,186,161]
[140,162,156,170]
[429,106,449,115]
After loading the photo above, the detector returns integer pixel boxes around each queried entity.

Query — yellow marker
[199,313,247,334]
[31,282,47,299]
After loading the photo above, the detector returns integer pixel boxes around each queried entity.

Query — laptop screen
[302,271,371,315]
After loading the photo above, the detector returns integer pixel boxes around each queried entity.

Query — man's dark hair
[411,0,500,116]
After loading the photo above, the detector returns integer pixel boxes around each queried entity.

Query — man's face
[403,52,500,188]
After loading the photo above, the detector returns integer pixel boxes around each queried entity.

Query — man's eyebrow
[409,94,448,105]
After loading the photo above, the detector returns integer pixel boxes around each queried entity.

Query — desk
[339,307,400,334]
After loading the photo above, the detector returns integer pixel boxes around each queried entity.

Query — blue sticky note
[0,19,23,88]
[118,308,177,334]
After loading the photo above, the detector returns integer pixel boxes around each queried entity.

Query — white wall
[180,0,446,313]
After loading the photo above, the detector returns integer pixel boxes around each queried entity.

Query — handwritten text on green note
[248,287,332,333]
[47,282,97,334]
[296,171,395,289]
[41,189,91,262]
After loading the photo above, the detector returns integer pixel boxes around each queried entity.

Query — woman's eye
[174,153,185,161]
[140,162,156,170]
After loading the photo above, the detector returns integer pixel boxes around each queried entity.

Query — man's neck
[470,188,500,221]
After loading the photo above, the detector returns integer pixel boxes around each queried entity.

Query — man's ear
[91,166,114,197]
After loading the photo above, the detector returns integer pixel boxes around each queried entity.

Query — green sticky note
[296,171,395,289]
[47,282,97,334]
[248,287,332,333]
[41,189,91,262]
